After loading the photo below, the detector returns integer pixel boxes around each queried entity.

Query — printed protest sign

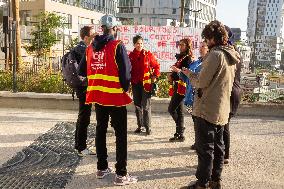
[91,25,202,72]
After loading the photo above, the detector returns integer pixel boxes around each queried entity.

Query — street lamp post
[180,0,185,27]
[12,21,17,92]
[62,23,65,56]
[189,9,202,28]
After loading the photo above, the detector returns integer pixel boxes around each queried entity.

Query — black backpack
[61,50,87,89]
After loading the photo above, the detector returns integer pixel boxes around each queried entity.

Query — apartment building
[237,45,252,74]
[247,0,284,68]
[19,0,118,33]
[15,0,118,57]
[117,0,217,29]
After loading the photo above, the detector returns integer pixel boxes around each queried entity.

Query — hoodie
[78,34,131,92]
[185,45,240,125]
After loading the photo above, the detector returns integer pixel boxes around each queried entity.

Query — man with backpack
[70,25,96,156]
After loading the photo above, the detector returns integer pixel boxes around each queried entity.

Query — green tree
[65,36,79,52]
[25,12,63,57]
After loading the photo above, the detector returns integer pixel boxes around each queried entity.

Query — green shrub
[156,73,170,98]
[0,71,13,91]
[0,70,71,93]
[241,93,259,102]
[0,70,172,97]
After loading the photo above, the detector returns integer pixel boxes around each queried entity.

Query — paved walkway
[0,108,283,189]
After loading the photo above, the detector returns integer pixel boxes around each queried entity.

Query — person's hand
[170,65,181,73]
[167,72,173,82]
[151,76,157,83]
[181,67,190,75]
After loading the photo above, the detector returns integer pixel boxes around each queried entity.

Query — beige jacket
[186,45,240,125]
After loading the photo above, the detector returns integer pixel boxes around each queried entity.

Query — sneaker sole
[169,140,185,142]
[78,153,96,156]
[114,180,137,186]
[97,173,111,179]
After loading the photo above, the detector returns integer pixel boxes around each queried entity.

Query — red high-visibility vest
[169,84,174,96]
[177,80,186,96]
[85,40,132,106]
[168,80,186,96]
[142,51,152,92]
[168,55,188,96]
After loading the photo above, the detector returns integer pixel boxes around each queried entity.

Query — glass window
[55,12,72,29]
[20,10,32,26]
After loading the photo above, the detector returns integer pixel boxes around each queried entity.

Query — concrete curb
[1,91,283,117]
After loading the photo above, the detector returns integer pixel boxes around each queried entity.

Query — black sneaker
[134,128,142,133]
[169,134,185,142]
[209,180,222,189]
[184,181,209,189]
[190,144,196,150]
[224,159,229,164]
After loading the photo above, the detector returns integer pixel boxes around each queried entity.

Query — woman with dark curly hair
[167,38,193,142]
[177,20,240,189]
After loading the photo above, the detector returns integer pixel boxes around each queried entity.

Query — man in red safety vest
[78,14,137,186]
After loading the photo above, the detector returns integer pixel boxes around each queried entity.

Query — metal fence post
[12,21,17,93]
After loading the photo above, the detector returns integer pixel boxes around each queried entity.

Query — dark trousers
[194,116,224,187]
[168,86,185,135]
[132,82,151,129]
[223,114,232,159]
[95,104,127,176]
[75,94,92,152]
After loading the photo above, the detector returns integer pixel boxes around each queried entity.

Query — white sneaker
[114,174,138,186]
[96,167,113,179]
[78,148,96,156]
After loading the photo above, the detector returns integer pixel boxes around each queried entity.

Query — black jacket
[230,49,242,116]
[73,41,88,98]
[73,41,87,62]
[78,34,131,92]
[170,53,191,81]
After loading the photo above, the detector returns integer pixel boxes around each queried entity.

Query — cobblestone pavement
[0,108,283,189]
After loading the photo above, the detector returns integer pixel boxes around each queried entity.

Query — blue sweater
[179,57,203,107]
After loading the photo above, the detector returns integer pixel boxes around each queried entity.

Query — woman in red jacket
[129,35,160,135]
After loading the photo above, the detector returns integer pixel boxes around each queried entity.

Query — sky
[216,0,249,31]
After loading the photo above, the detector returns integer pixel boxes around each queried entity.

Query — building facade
[19,0,118,33]
[237,45,252,74]
[17,0,118,57]
[247,0,284,68]
[117,0,217,28]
